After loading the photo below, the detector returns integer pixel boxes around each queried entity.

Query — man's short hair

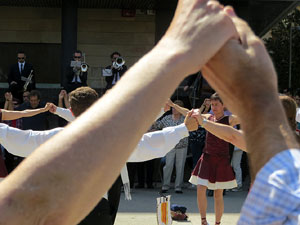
[69,87,99,117]
[110,51,121,59]
[29,90,41,100]
[210,92,223,104]
[17,50,25,55]
[73,50,82,57]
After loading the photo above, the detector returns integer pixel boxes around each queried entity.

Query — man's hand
[59,90,66,100]
[203,98,211,108]
[202,7,277,118]
[184,110,198,131]
[159,0,238,75]
[190,109,204,126]
[43,103,52,112]
[163,102,171,112]
[48,103,57,113]
[5,92,13,101]
[166,99,174,107]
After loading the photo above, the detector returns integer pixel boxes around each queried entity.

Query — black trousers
[78,176,122,225]
[137,159,154,187]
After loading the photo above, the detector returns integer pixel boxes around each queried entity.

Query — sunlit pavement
[115,185,248,225]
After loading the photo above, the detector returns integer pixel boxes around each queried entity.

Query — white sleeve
[54,107,75,122]
[296,108,300,123]
[0,123,63,157]
[127,123,189,162]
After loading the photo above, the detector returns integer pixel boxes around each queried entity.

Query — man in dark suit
[65,50,88,93]
[104,52,127,92]
[8,51,35,102]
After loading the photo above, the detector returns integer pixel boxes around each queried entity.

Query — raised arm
[167,99,189,116]
[2,103,51,121]
[201,8,299,177]
[64,90,71,109]
[4,92,14,110]
[0,2,237,224]
[58,90,65,108]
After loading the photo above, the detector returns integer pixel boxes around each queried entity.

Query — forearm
[2,108,46,121]
[202,120,246,150]
[7,101,14,111]
[199,105,209,114]
[3,101,8,110]
[58,98,64,108]
[128,123,189,162]
[54,107,75,122]
[64,96,70,109]
[172,104,189,116]
[0,44,189,224]
[241,96,299,177]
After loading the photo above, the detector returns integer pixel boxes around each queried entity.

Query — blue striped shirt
[238,149,300,224]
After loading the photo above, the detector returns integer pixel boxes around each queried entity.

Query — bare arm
[193,110,246,150]
[64,93,70,109]
[4,92,14,111]
[0,2,237,225]
[202,8,299,178]
[58,96,64,108]
[2,103,51,121]
[58,90,69,108]
[167,99,189,116]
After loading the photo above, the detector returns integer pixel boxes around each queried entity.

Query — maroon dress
[189,115,237,190]
[0,110,8,180]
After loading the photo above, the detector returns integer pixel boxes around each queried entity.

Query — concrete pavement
[115,185,248,225]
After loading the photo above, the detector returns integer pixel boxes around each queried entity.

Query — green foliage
[264,8,300,92]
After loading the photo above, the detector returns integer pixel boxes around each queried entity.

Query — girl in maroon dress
[189,93,238,225]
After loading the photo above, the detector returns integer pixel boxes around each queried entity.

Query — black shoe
[161,189,168,193]
[175,190,183,194]
[207,190,214,196]
[223,190,226,195]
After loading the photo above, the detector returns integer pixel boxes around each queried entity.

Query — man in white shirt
[1,2,293,225]
[0,86,198,225]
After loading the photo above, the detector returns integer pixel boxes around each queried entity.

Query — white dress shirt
[0,123,188,161]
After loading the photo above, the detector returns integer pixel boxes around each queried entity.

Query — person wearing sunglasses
[104,51,127,93]
[7,50,35,102]
[65,50,88,93]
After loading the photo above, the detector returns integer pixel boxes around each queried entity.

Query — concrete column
[61,0,78,87]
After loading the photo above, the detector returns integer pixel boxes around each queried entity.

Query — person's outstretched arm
[0,1,237,225]
[128,112,198,162]
[0,123,63,157]
[192,110,246,150]
[49,103,75,122]
[167,99,189,116]
[1,103,51,121]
